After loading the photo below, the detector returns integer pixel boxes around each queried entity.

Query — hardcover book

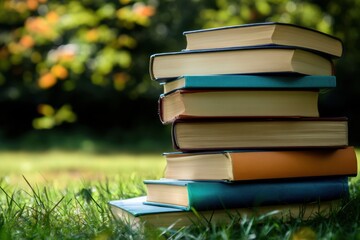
[183,22,343,58]
[164,147,358,181]
[171,118,348,151]
[109,196,342,229]
[144,177,349,211]
[162,75,336,94]
[149,46,334,81]
[159,89,320,124]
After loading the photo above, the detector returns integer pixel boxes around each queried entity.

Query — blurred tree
[0,0,159,135]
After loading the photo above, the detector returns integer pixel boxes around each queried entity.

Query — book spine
[158,95,165,124]
[187,177,349,211]
[150,54,178,82]
[182,75,336,88]
[171,121,181,151]
[149,55,156,81]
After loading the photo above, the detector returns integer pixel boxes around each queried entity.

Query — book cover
[144,177,349,211]
[164,147,358,181]
[109,196,184,217]
[161,75,336,94]
[183,22,343,58]
[159,89,320,124]
[108,196,341,229]
[171,117,348,151]
[149,46,334,81]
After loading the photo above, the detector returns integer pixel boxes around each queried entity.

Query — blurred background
[0,0,359,153]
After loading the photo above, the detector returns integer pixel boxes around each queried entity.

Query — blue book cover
[108,196,341,228]
[161,75,336,94]
[144,177,349,211]
[108,196,184,217]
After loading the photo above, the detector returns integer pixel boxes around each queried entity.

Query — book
[183,22,343,58]
[164,147,358,181]
[150,46,334,81]
[159,89,320,124]
[144,177,348,211]
[109,196,341,229]
[171,118,348,151]
[162,75,336,94]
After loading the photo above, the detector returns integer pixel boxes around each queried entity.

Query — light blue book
[161,75,336,94]
[108,196,341,228]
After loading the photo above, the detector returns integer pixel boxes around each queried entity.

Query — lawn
[1,150,360,239]
[0,151,165,189]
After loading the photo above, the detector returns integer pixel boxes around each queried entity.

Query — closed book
[159,89,320,124]
[171,118,348,151]
[164,147,358,181]
[149,46,334,81]
[183,22,343,58]
[109,196,341,229]
[144,177,348,211]
[162,75,337,94]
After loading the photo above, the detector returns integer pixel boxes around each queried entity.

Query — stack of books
[109,22,358,229]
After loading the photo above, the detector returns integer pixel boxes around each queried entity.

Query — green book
[144,177,349,211]
[161,75,336,94]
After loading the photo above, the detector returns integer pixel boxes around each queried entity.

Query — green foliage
[0,0,155,92]
[0,0,159,132]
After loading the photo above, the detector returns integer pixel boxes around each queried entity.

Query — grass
[1,150,360,239]
[0,151,165,189]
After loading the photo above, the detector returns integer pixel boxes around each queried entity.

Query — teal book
[161,75,336,94]
[144,177,349,211]
[108,196,342,228]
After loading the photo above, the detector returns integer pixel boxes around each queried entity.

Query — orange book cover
[164,147,357,181]
[230,147,357,181]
